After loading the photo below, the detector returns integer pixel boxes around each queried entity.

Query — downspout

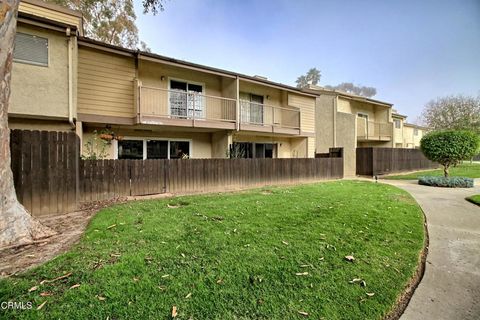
[333,95,338,147]
[67,27,75,129]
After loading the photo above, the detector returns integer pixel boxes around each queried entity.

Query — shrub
[418,176,474,188]
[420,130,480,177]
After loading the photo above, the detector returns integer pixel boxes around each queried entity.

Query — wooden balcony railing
[137,85,302,133]
[239,100,300,130]
[356,118,393,141]
[139,86,237,124]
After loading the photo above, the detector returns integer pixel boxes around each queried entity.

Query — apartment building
[9,0,316,160]
[304,85,394,176]
[393,111,428,149]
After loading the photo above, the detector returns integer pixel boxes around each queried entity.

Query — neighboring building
[304,85,394,176]
[9,0,82,132]
[10,0,316,160]
[392,111,428,149]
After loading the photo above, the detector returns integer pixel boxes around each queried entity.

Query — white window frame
[168,77,205,119]
[13,32,49,67]
[115,137,192,160]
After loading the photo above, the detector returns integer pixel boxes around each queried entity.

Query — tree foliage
[295,68,321,88]
[324,82,377,98]
[47,0,162,50]
[420,130,480,177]
[421,95,480,134]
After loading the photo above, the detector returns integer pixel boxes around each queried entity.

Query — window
[170,141,190,159]
[147,140,168,159]
[117,139,190,159]
[169,80,204,118]
[13,33,48,66]
[240,92,264,124]
[414,128,419,136]
[394,119,401,129]
[118,140,143,159]
[230,142,276,158]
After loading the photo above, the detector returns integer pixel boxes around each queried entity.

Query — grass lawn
[385,163,480,180]
[0,181,425,319]
[466,194,480,206]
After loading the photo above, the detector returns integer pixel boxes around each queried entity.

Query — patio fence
[11,129,343,216]
[356,147,437,176]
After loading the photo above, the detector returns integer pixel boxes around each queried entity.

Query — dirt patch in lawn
[0,199,124,277]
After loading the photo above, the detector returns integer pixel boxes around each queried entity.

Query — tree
[48,0,160,50]
[296,68,321,88]
[324,82,377,98]
[420,130,480,177]
[0,0,165,248]
[421,95,480,134]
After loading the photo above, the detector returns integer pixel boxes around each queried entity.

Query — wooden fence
[356,147,437,176]
[10,129,79,215]
[80,158,343,202]
[11,130,344,216]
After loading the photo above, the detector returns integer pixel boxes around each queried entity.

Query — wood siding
[19,2,82,28]
[288,94,315,133]
[78,47,136,119]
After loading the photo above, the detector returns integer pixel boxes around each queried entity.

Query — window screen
[394,120,401,129]
[13,33,48,66]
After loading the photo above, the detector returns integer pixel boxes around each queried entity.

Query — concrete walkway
[381,179,480,320]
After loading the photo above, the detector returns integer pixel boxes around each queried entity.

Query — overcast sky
[134,0,480,122]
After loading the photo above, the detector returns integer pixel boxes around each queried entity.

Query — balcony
[356,118,392,141]
[239,100,301,135]
[137,85,302,135]
[138,86,237,130]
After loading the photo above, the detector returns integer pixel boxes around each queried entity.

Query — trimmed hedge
[418,176,474,188]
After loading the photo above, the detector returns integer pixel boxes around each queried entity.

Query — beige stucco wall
[393,117,405,146]
[287,93,316,134]
[336,112,356,177]
[315,94,335,153]
[10,24,70,119]
[211,131,232,158]
[403,125,424,148]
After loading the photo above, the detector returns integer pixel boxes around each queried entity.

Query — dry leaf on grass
[344,255,355,262]
[40,272,72,285]
[171,305,177,318]
[298,311,309,316]
[28,286,38,292]
[349,278,362,284]
[40,292,53,297]
[185,292,192,299]
[295,272,309,276]
[97,295,106,301]
[216,279,223,284]
[282,241,289,245]
[161,274,170,278]
[167,204,180,209]
[69,284,81,289]
[107,224,117,229]
[36,301,47,310]
[366,292,375,297]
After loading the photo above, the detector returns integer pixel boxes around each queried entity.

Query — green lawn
[466,194,480,206]
[0,181,425,320]
[385,163,480,180]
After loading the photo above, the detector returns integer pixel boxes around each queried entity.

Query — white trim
[118,136,193,159]
[168,77,206,118]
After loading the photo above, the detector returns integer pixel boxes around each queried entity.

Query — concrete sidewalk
[382,179,480,320]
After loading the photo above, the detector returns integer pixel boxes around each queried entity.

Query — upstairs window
[13,33,48,66]
[414,128,419,136]
[394,119,401,128]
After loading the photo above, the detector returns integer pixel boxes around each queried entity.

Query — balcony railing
[139,86,237,123]
[357,119,393,141]
[137,85,302,133]
[239,100,300,130]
